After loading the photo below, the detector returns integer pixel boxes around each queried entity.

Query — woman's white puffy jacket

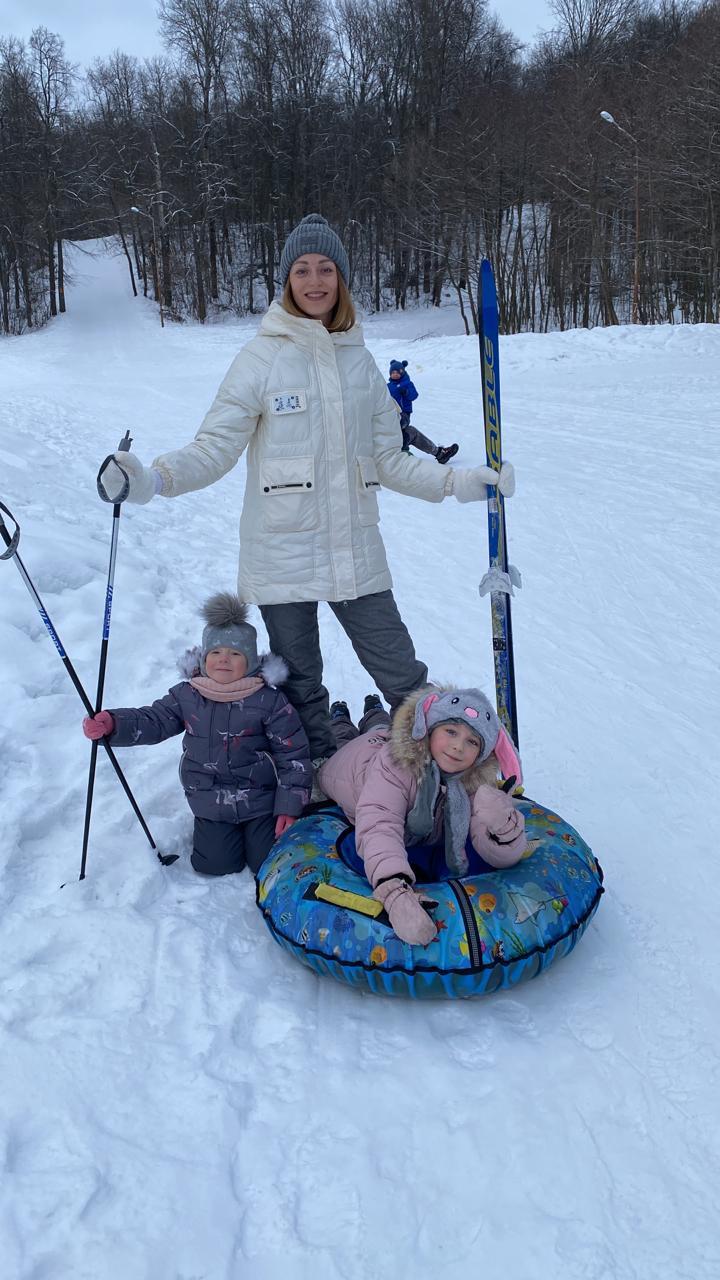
[152,302,453,605]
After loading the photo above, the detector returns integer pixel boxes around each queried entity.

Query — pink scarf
[189,674,264,703]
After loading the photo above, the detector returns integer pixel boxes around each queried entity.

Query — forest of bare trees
[1,0,719,336]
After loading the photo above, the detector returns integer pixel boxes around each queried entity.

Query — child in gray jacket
[83,593,312,877]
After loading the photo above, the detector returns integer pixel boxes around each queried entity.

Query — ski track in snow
[0,242,719,1279]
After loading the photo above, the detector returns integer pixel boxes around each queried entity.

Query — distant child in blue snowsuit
[387,360,458,465]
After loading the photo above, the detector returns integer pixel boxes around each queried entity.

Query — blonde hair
[281,272,356,333]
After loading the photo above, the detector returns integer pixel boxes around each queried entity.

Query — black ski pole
[79,433,131,880]
[0,501,177,868]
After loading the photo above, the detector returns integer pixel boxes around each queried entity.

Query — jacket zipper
[316,334,355,599]
[224,704,230,768]
[208,703,216,770]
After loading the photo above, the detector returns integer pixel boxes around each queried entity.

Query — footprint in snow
[564,1009,614,1051]
[491,997,539,1038]
[426,1005,496,1070]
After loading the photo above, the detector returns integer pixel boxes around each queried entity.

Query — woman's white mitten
[451,464,500,503]
[102,451,157,505]
[451,461,516,502]
[497,462,515,497]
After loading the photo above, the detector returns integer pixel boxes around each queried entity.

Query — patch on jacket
[270,390,306,414]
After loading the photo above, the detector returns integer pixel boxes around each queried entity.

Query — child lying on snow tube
[319,687,527,946]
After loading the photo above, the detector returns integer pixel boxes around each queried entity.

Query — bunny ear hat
[411,688,522,785]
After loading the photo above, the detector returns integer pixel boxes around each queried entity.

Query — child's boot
[435,443,459,464]
[359,692,390,734]
[363,693,383,716]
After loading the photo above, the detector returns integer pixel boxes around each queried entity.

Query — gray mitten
[373,877,437,946]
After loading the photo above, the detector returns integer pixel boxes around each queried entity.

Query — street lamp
[130,205,164,328]
[600,110,640,324]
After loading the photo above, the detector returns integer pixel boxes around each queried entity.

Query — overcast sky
[496,0,555,47]
[4,0,556,71]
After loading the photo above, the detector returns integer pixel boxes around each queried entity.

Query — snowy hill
[0,241,718,1279]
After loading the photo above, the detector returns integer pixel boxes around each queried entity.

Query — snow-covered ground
[1,242,718,1280]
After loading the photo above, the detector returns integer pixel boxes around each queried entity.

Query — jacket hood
[390,685,499,794]
[259,299,365,349]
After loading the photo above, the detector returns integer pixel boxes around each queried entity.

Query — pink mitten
[373,877,437,946]
[83,711,115,740]
[274,814,296,838]
[471,785,527,866]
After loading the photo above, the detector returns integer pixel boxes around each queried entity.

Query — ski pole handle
[97,431,134,504]
[0,501,20,560]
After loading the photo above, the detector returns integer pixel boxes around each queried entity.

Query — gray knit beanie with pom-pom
[279,213,349,287]
[199,592,259,675]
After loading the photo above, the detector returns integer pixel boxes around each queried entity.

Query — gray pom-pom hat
[411,687,522,785]
[199,592,259,675]
[279,213,349,287]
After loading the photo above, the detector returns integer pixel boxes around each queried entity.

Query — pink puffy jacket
[318,688,527,887]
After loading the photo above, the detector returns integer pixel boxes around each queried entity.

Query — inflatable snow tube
[256,799,604,998]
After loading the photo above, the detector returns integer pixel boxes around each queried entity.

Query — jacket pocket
[356,455,381,526]
[180,757,216,795]
[259,455,319,533]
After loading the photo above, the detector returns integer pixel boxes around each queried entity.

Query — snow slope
[0,241,719,1280]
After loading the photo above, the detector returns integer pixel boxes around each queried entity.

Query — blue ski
[477,259,519,748]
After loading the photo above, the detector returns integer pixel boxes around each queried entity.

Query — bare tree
[159,0,238,305]
[29,27,74,314]
[3,0,720,337]
[548,0,641,55]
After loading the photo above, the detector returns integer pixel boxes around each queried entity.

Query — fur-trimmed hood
[390,685,499,795]
[177,646,289,688]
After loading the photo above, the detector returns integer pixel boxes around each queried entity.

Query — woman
[102,213,515,778]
